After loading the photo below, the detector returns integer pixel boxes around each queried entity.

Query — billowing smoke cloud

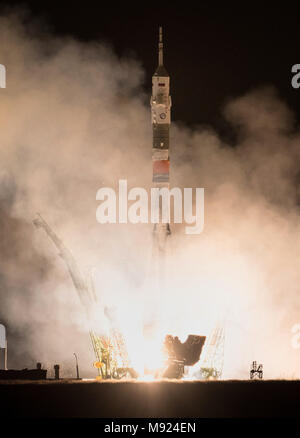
[0,10,299,378]
[170,87,300,378]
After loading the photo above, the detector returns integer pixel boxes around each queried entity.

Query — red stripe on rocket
[153,160,170,175]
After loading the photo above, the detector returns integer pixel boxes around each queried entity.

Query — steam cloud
[0,10,299,378]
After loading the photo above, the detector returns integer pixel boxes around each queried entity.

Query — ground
[0,379,299,417]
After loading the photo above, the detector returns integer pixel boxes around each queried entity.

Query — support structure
[199,323,225,379]
[250,361,263,380]
[33,213,130,378]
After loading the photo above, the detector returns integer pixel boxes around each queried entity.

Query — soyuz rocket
[143,27,171,337]
[151,26,171,250]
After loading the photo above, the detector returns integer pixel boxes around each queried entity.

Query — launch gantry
[33,213,131,378]
[199,323,225,380]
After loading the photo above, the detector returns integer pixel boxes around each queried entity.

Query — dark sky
[2,1,300,137]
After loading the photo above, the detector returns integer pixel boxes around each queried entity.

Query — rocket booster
[144,27,171,335]
[151,26,171,187]
[151,27,171,241]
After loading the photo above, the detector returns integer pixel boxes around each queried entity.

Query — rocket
[151,26,171,246]
[143,27,171,338]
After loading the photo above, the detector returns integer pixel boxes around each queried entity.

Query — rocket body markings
[151,26,171,248]
[144,26,171,335]
[151,26,171,187]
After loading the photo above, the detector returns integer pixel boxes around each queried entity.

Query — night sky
[1,1,300,141]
